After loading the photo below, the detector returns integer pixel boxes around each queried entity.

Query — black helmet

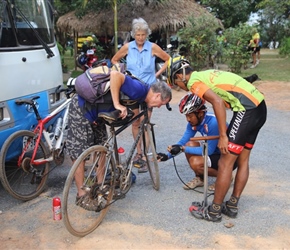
[167,57,190,86]
[179,93,207,115]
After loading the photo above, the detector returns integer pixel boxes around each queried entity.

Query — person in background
[157,93,236,191]
[167,58,267,222]
[81,36,93,54]
[249,28,261,68]
[111,17,170,173]
[215,30,227,63]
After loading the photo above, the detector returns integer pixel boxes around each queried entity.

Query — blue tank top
[126,40,156,85]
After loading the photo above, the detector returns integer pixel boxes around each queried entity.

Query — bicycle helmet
[179,93,207,115]
[167,56,190,87]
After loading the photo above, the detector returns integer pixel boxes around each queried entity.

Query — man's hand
[157,153,168,162]
[114,105,127,119]
[167,144,183,156]
[218,134,229,154]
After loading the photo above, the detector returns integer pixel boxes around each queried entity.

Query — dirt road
[1,81,290,249]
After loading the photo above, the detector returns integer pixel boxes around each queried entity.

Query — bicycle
[0,86,75,201]
[62,102,160,237]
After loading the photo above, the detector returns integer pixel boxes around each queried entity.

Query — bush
[279,37,290,57]
[177,15,221,70]
[223,23,253,73]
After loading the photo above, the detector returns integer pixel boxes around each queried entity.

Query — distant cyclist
[157,93,236,191]
[167,58,267,222]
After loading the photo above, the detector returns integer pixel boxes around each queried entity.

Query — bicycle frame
[18,97,71,166]
[111,106,149,160]
[100,103,152,190]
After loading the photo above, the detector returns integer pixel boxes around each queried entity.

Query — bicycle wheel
[62,145,115,237]
[0,130,50,201]
[143,124,160,190]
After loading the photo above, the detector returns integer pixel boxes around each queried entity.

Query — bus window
[0,0,54,48]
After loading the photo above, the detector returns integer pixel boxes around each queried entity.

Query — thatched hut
[57,0,221,37]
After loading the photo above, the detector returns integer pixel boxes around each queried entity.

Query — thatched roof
[57,0,222,35]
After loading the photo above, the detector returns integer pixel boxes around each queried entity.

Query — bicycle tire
[0,130,50,201]
[62,145,115,237]
[143,124,160,190]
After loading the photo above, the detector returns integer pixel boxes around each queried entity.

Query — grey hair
[130,17,152,37]
[150,81,172,102]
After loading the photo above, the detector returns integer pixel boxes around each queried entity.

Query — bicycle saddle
[98,108,134,127]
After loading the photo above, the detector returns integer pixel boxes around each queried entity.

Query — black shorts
[209,154,237,171]
[227,100,267,155]
[250,46,260,53]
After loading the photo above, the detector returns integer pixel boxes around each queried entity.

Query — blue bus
[0,0,65,149]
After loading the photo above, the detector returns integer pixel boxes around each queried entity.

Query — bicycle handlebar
[55,85,76,99]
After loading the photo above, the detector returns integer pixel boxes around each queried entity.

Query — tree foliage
[199,0,262,28]
[222,23,253,73]
[177,15,221,70]
[256,0,290,47]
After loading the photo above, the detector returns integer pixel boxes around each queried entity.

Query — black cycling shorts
[227,100,267,155]
[209,154,238,171]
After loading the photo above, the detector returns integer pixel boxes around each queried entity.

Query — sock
[227,195,239,209]
[208,203,222,216]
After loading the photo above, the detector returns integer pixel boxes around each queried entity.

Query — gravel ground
[1,85,290,249]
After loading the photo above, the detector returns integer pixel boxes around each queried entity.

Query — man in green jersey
[167,58,267,222]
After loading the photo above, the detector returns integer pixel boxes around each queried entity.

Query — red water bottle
[52,197,62,220]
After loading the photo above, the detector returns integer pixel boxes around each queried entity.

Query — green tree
[178,15,221,70]
[199,0,262,28]
[257,0,290,47]
[223,23,252,73]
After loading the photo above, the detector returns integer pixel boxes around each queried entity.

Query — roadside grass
[239,49,290,82]
[63,50,83,78]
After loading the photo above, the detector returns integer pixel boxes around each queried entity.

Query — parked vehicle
[76,48,99,71]
[0,0,65,149]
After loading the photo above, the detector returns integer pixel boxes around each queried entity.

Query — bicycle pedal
[133,163,142,168]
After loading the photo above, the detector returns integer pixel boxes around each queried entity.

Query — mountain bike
[0,86,75,201]
[62,102,160,237]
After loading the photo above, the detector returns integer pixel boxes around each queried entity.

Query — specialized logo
[229,111,245,140]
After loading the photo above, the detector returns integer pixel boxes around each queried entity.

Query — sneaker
[189,205,222,222]
[250,64,256,69]
[256,59,260,65]
[183,177,204,190]
[221,201,238,218]
[138,160,148,173]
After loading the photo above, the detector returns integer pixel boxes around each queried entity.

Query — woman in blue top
[111,17,170,173]
[158,93,237,191]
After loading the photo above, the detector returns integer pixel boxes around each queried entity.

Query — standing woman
[111,17,170,173]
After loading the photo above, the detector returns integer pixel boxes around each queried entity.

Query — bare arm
[203,88,229,154]
[111,43,129,64]
[152,43,170,78]
[109,71,127,118]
